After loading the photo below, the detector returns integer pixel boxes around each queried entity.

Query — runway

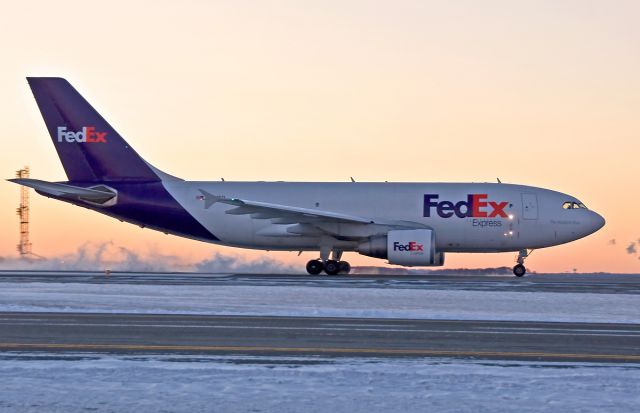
[1,271,639,363]
[2,270,640,294]
[1,312,639,363]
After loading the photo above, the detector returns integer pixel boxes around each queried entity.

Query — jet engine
[357,229,444,267]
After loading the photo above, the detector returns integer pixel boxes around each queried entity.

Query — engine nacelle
[357,229,444,267]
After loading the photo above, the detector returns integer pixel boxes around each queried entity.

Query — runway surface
[1,270,640,294]
[1,312,639,363]
[1,271,639,363]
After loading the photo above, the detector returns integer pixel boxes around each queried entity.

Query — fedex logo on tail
[57,126,107,143]
[424,194,509,218]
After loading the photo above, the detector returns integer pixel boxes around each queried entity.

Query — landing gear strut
[513,249,532,277]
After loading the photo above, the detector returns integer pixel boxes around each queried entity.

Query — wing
[198,189,373,224]
[197,189,426,239]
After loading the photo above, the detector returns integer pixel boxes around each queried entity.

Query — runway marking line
[3,322,640,337]
[0,342,638,361]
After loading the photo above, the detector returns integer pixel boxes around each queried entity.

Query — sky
[0,0,638,273]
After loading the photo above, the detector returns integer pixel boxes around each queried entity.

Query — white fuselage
[162,181,604,253]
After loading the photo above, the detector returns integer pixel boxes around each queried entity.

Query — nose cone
[590,211,606,233]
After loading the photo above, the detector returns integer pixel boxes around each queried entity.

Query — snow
[0,282,638,323]
[1,281,638,412]
[1,353,638,413]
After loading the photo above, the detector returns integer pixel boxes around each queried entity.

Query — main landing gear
[306,249,351,276]
[513,249,532,277]
[306,259,351,275]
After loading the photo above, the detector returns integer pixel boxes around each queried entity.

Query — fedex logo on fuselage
[57,126,107,143]
[393,241,424,252]
[424,194,509,218]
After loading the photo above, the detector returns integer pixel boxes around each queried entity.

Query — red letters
[408,242,424,251]
[472,194,488,217]
[488,201,509,218]
[85,127,97,142]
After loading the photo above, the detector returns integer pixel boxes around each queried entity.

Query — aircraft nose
[590,211,606,232]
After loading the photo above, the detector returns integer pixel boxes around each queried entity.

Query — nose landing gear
[513,264,526,277]
[513,249,532,277]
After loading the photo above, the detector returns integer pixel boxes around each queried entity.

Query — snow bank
[0,282,638,323]
[1,354,638,413]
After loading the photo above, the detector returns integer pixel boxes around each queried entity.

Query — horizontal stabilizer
[8,178,116,203]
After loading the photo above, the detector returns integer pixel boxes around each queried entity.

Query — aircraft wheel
[513,264,526,277]
[306,260,324,275]
[338,261,351,275]
[324,260,340,276]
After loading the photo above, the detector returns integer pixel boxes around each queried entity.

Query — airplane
[9,77,605,277]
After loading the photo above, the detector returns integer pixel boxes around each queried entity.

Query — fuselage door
[521,193,538,220]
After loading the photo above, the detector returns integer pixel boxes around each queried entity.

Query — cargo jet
[10,78,605,276]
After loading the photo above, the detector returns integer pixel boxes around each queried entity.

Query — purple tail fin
[27,77,161,182]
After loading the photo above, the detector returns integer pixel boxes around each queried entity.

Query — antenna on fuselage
[497,178,502,183]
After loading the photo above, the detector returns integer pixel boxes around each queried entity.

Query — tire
[338,261,351,275]
[306,260,324,275]
[324,260,340,276]
[513,264,526,277]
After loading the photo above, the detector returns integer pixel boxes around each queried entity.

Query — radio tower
[16,166,33,258]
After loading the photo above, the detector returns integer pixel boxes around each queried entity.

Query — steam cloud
[0,241,297,273]
[195,253,297,273]
[3,238,639,274]
[608,238,640,260]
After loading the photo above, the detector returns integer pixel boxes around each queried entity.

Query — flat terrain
[1,271,639,412]
[2,270,640,294]
[1,312,639,363]
[0,271,638,363]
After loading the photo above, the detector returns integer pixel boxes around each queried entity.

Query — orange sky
[0,0,638,272]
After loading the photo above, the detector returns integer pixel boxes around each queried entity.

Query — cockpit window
[563,201,588,210]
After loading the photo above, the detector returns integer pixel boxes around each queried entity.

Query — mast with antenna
[15,166,33,257]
